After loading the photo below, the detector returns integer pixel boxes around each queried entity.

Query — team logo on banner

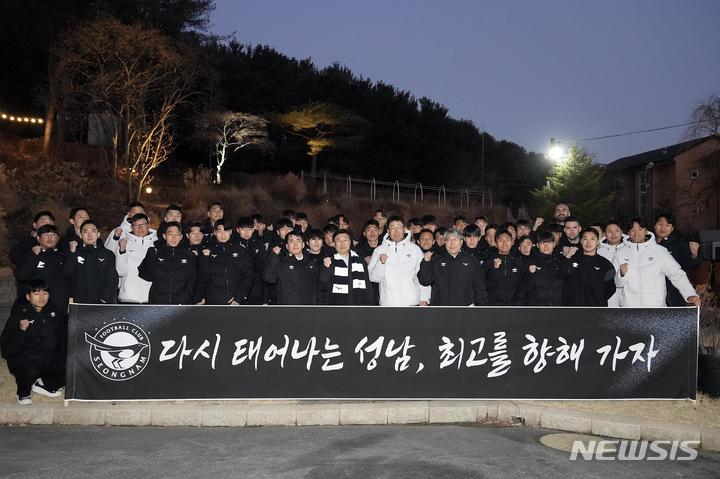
[85,321,150,381]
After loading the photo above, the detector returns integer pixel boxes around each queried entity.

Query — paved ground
[0,425,718,478]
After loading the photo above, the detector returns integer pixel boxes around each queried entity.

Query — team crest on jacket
[85,321,150,381]
[181,259,187,264]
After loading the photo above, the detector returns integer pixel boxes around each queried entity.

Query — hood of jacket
[381,230,413,248]
[622,232,656,251]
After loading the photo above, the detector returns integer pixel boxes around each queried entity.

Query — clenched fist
[423,251,433,262]
[31,245,42,256]
[118,238,128,253]
[323,257,332,268]
[272,246,281,255]
[619,263,629,276]
[202,249,210,256]
[69,241,78,253]
[493,258,502,269]
[114,227,123,238]
[529,264,537,273]
[379,253,389,264]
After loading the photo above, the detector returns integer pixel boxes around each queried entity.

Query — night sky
[210,0,720,163]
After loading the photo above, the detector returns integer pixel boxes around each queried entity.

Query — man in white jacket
[613,217,700,308]
[597,220,627,307]
[115,213,157,303]
[104,201,146,251]
[368,216,430,306]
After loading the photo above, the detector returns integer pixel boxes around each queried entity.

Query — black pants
[9,357,66,398]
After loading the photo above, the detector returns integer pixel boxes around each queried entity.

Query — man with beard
[417,229,436,254]
[554,203,571,225]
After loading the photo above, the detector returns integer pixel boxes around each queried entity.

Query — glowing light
[145,186,153,194]
[0,111,44,125]
[548,144,565,162]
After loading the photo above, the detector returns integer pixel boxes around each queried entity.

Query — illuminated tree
[198,111,274,184]
[55,19,198,201]
[531,145,614,222]
[273,102,369,175]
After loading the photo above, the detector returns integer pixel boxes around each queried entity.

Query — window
[690,169,699,179]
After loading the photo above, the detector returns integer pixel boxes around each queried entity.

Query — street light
[547,137,565,163]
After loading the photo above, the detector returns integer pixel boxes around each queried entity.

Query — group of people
[1,200,703,404]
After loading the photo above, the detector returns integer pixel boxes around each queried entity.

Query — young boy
[63,220,119,304]
[1,280,65,405]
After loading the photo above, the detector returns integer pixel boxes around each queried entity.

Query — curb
[1,399,718,452]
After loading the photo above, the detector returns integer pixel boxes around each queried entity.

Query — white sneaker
[17,396,32,406]
[32,380,62,398]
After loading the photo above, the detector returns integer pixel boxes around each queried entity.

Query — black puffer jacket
[198,239,253,305]
[264,253,321,305]
[62,243,118,304]
[417,249,488,306]
[485,253,527,306]
[562,252,616,306]
[14,248,68,312]
[521,252,564,306]
[237,236,267,304]
[138,244,198,304]
[658,234,702,306]
[1,303,64,370]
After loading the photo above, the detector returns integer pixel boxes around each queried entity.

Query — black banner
[66,305,698,401]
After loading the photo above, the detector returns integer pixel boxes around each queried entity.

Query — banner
[66,304,698,401]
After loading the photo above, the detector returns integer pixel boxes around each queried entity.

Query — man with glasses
[115,213,157,303]
[14,224,68,312]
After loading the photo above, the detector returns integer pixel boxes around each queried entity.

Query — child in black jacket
[0,280,65,405]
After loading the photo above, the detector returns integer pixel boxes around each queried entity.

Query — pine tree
[531,145,615,223]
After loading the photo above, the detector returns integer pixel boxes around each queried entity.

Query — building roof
[605,136,715,172]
